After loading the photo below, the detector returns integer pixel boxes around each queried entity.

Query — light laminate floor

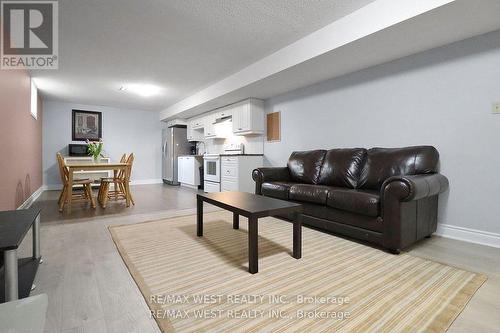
[16,184,500,332]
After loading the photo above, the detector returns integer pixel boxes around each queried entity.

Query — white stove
[202,144,245,192]
[203,154,220,192]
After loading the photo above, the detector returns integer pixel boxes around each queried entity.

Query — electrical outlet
[493,102,500,114]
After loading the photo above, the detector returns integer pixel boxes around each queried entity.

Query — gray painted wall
[264,30,500,235]
[43,101,163,187]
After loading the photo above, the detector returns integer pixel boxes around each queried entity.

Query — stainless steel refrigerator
[162,125,190,185]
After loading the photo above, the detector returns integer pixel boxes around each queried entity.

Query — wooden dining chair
[98,153,135,208]
[98,153,127,204]
[56,153,96,212]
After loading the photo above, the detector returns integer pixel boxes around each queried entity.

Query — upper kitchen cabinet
[215,106,232,120]
[190,116,205,129]
[232,99,264,135]
[165,119,187,127]
[204,112,217,138]
[185,98,264,138]
[187,117,204,141]
[187,123,203,141]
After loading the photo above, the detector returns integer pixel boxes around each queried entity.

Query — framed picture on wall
[72,110,102,141]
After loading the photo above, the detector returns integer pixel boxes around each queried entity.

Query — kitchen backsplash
[199,120,264,155]
[207,136,264,154]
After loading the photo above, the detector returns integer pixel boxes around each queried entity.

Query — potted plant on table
[86,139,104,163]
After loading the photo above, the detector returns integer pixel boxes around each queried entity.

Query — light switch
[493,102,500,114]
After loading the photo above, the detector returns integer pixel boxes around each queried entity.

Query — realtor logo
[1,0,58,69]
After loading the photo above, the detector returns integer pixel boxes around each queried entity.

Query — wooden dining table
[65,162,131,212]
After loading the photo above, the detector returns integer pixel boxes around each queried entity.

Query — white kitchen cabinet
[177,156,202,188]
[232,99,265,135]
[186,125,194,141]
[177,156,186,184]
[204,112,217,138]
[220,155,263,193]
[185,98,264,138]
[190,116,205,130]
[165,119,187,127]
[187,120,204,141]
[215,106,232,120]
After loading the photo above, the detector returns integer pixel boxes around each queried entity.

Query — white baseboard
[130,179,163,185]
[17,186,44,209]
[43,184,62,191]
[436,223,500,249]
[180,183,198,190]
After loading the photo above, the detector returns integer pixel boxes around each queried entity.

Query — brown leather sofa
[252,146,449,253]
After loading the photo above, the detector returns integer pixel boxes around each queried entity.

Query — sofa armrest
[381,173,449,251]
[252,167,290,195]
[382,173,449,202]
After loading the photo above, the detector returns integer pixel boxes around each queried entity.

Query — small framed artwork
[72,110,102,141]
[266,111,281,142]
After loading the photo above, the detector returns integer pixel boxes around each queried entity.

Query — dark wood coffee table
[197,191,302,274]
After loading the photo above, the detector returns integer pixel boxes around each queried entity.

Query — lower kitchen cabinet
[178,156,203,188]
[220,155,263,193]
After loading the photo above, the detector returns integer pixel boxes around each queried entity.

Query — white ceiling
[160,0,500,120]
[32,0,376,110]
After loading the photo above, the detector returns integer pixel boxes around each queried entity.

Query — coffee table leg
[4,249,19,301]
[248,216,258,274]
[197,197,203,237]
[293,213,302,259]
[33,213,41,261]
[233,213,239,229]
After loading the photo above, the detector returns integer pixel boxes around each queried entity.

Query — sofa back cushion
[318,148,367,188]
[287,150,327,184]
[358,146,439,190]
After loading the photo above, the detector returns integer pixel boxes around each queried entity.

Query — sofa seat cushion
[289,184,332,205]
[327,187,380,217]
[261,181,295,200]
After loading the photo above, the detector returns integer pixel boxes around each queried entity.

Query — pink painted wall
[0,69,43,210]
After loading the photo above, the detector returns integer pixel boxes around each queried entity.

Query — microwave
[68,144,89,156]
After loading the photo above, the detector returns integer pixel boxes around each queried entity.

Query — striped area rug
[109,211,486,333]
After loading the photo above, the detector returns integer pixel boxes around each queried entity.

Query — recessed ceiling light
[119,83,161,97]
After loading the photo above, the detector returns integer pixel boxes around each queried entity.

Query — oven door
[204,157,220,183]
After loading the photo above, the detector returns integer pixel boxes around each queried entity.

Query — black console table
[0,207,42,303]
